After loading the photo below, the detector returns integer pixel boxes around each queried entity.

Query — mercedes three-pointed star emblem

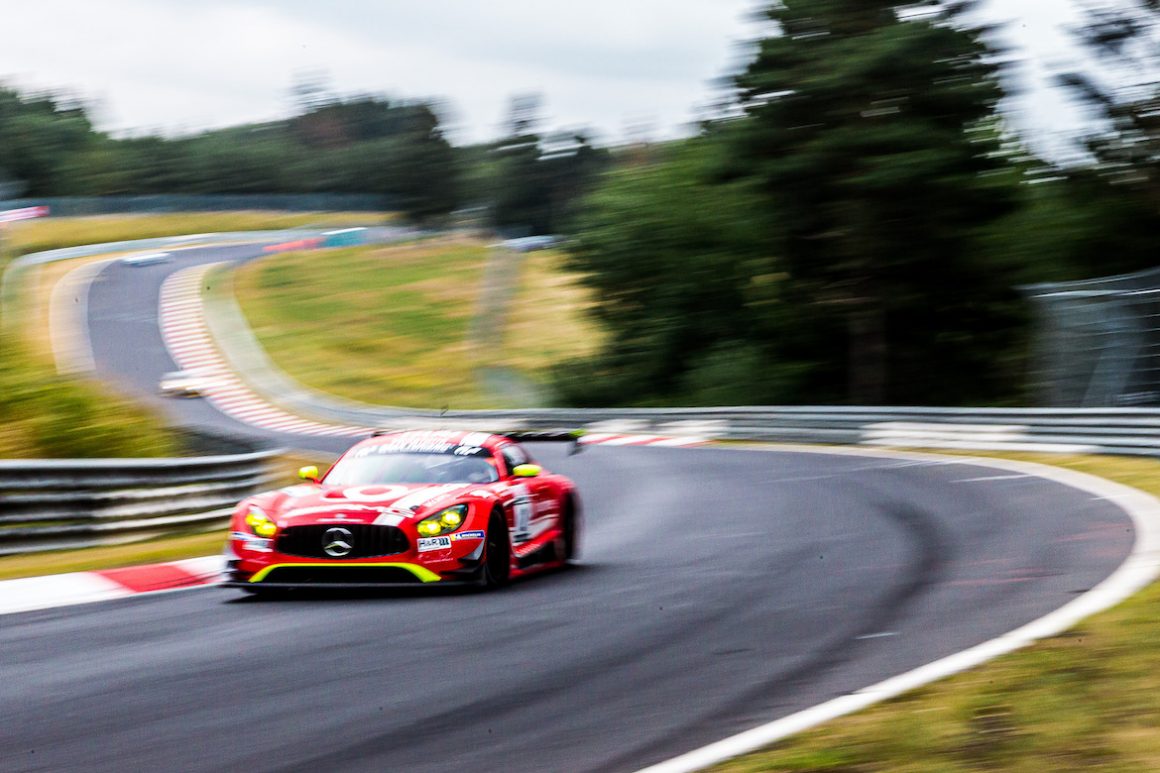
[323,527,354,557]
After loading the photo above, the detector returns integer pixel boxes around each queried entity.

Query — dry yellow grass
[503,248,606,373]
[27,253,124,362]
[232,239,603,409]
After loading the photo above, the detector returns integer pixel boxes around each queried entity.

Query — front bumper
[225,555,486,588]
[226,520,489,589]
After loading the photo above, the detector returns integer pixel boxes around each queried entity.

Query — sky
[0,0,1131,158]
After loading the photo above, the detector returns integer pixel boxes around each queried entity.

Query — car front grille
[275,524,409,559]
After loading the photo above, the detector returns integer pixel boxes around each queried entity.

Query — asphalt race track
[0,241,1138,772]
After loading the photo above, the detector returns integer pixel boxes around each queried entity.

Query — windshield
[323,451,499,486]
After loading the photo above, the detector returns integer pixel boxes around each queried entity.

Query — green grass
[232,237,602,409]
[0,333,182,458]
[713,452,1160,773]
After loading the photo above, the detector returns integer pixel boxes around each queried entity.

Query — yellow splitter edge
[248,563,443,584]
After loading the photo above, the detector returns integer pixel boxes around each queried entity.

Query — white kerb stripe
[0,573,130,615]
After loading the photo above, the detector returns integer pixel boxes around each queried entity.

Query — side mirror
[512,463,541,478]
[298,465,320,483]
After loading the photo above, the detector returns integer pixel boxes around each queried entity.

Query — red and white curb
[160,265,364,438]
[158,263,705,448]
[578,433,702,447]
[0,556,221,617]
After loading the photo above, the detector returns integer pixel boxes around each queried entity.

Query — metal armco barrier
[0,449,280,556]
[259,399,1160,458]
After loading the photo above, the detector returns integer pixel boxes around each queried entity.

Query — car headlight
[244,509,278,538]
[416,504,468,537]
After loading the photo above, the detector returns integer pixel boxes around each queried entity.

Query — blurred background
[0,0,1157,419]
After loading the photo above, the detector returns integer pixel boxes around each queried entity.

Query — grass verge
[505,247,606,382]
[232,238,601,409]
[0,334,182,458]
[713,451,1160,773]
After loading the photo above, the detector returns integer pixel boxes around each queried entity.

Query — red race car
[223,429,582,592]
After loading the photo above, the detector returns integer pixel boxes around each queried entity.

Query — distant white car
[499,236,559,252]
[159,370,215,398]
[122,252,171,267]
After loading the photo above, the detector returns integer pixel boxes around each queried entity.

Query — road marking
[50,257,118,374]
[953,474,1030,483]
[160,265,367,438]
[854,631,899,640]
[635,445,1160,773]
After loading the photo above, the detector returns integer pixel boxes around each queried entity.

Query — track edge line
[634,444,1160,773]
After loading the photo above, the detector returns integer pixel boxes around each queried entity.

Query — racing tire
[239,586,283,599]
[562,496,578,562]
[482,508,511,589]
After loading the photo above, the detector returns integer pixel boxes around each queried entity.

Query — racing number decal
[510,483,533,543]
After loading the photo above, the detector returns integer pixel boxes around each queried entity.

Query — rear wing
[367,428,586,454]
[501,429,586,455]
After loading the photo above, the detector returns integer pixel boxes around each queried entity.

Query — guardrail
[3,403,1155,558]
[244,398,1160,458]
[200,283,1160,457]
[0,448,280,556]
[505,407,1157,456]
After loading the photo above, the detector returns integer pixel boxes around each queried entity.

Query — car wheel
[562,497,578,562]
[482,508,511,589]
[239,586,280,599]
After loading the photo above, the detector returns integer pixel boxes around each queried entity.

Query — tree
[723,0,1022,404]
[559,141,788,405]
[1055,1,1160,266]
[0,85,99,195]
[490,95,609,235]
[282,94,461,219]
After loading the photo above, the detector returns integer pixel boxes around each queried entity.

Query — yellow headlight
[439,510,463,528]
[416,519,443,537]
[245,510,277,537]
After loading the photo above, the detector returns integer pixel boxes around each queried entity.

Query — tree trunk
[848,302,887,404]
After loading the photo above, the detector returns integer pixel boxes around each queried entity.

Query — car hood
[256,483,477,526]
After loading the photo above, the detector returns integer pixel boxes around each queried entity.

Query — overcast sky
[0,1,1126,158]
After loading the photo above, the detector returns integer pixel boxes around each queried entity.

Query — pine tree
[725,0,1020,404]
